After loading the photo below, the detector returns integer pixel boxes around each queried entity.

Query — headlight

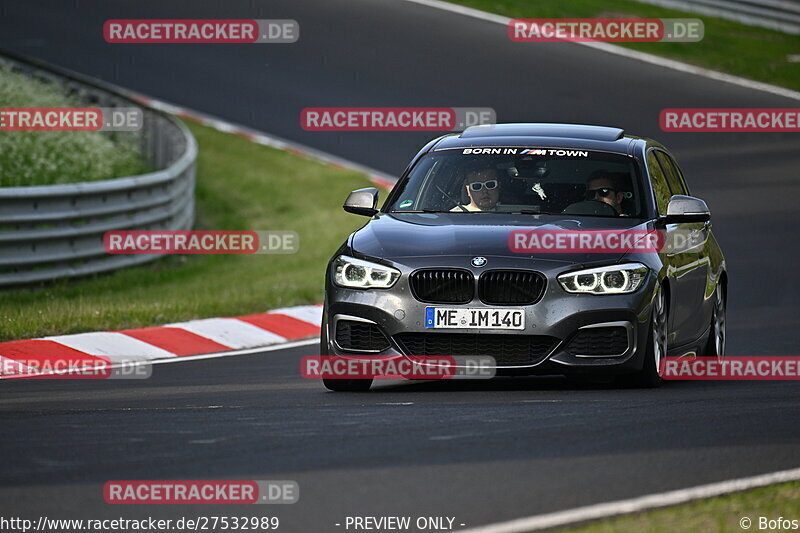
[558,263,648,295]
[333,255,400,289]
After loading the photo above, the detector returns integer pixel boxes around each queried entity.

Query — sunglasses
[468,180,498,192]
[586,187,617,200]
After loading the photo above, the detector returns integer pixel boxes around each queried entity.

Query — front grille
[410,269,474,304]
[478,270,546,305]
[393,332,559,366]
[567,327,629,356]
[335,320,390,352]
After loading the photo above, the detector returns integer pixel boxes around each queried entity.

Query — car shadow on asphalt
[365,375,744,393]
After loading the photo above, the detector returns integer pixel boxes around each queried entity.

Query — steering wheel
[561,199,619,216]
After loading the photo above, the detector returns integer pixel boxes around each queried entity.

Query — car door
[647,148,704,349]
[656,150,713,344]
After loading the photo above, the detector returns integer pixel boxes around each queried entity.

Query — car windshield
[386,147,645,218]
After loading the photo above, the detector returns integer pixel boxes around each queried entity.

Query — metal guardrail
[0,53,197,286]
[632,0,800,33]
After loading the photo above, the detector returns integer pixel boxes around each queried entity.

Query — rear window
[386,147,645,218]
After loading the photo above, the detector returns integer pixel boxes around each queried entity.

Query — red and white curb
[0,304,322,379]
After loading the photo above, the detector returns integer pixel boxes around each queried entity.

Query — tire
[623,286,668,388]
[704,284,726,360]
[322,378,373,392]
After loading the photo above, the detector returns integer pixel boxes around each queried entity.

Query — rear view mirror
[343,187,379,216]
[663,195,711,224]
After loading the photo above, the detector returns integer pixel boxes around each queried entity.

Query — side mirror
[343,187,379,216]
[663,195,711,224]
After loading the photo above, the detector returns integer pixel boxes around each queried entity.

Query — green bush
[0,63,149,187]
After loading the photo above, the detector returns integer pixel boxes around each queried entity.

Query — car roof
[431,123,646,155]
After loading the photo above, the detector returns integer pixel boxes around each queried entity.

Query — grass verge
[0,121,373,341]
[0,63,149,186]
[554,480,800,533]
[446,0,800,92]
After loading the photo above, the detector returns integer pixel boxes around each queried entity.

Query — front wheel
[704,284,726,360]
[323,378,373,392]
[623,286,668,388]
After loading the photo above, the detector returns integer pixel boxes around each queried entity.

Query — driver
[451,168,501,212]
[586,170,626,215]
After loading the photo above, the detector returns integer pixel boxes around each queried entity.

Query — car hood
[350,212,650,264]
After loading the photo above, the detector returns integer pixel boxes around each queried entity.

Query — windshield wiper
[394,209,560,215]
[509,210,560,215]
[391,209,446,213]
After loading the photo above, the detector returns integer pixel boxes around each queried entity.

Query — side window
[655,151,688,196]
[647,150,671,216]
[667,153,690,195]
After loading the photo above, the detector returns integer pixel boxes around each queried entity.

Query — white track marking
[165,318,287,349]
[43,332,176,361]
[270,305,323,325]
[398,0,800,102]
[458,467,800,532]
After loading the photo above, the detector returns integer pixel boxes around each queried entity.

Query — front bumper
[323,255,657,376]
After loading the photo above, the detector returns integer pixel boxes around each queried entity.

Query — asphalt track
[1,0,800,531]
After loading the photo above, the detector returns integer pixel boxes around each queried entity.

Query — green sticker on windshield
[399,199,414,208]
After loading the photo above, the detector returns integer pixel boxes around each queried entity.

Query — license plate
[425,307,525,330]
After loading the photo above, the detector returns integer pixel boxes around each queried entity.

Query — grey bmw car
[320,124,726,391]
